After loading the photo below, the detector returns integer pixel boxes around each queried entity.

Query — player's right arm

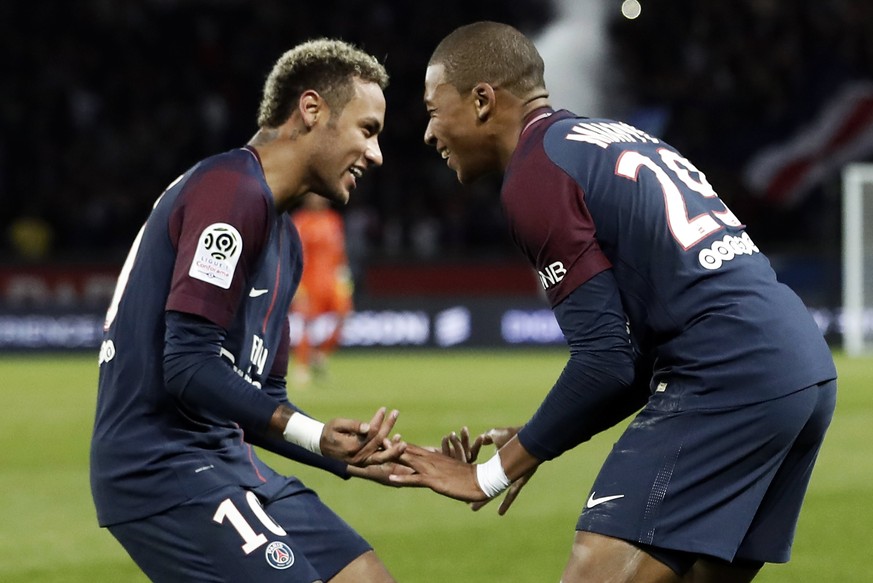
[163,310,403,465]
[158,161,401,466]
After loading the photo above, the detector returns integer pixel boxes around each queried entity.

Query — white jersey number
[615,149,741,250]
[212,491,287,555]
[103,184,176,331]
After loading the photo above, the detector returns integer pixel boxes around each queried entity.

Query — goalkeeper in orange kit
[290,192,354,385]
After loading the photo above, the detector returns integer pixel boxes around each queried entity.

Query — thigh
[576,388,824,563]
[735,379,836,563]
[110,485,322,582]
[561,531,680,583]
[330,550,395,583]
[259,481,373,582]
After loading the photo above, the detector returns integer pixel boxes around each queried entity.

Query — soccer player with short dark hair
[393,21,837,583]
[90,39,404,582]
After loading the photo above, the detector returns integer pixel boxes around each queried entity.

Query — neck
[495,94,552,171]
[521,95,551,119]
[247,128,308,213]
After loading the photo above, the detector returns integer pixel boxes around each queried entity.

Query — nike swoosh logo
[249,288,269,297]
[586,492,625,508]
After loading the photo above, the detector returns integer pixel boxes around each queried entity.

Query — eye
[362,122,380,138]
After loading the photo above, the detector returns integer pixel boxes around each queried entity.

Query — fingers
[362,434,407,465]
[497,468,536,515]
[389,445,434,487]
[468,479,521,515]
[469,432,491,463]
[387,470,427,487]
[365,409,401,456]
[399,442,436,460]
[363,406,388,437]
[389,463,415,477]
[441,431,467,462]
[372,408,399,442]
[347,408,400,466]
[498,483,522,515]
[469,499,491,512]
[321,408,402,464]
[440,435,453,457]
[459,426,472,462]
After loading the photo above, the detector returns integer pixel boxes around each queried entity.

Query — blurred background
[3,0,873,350]
[4,4,873,581]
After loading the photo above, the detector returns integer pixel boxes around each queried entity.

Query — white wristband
[282,413,325,455]
[476,453,511,498]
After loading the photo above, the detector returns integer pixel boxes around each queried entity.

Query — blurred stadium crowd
[3,0,873,266]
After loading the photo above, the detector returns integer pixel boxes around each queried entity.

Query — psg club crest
[265,541,295,570]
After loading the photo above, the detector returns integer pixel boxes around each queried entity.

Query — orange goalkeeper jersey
[291,206,352,315]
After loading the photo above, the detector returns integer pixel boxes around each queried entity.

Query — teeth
[441,150,450,159]
[349,167,363,178]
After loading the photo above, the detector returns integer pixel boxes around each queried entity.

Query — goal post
[842,163,873,356]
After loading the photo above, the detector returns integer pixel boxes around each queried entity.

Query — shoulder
[180,150,270,220]
[187,149,264,196]
[169,149,274,259]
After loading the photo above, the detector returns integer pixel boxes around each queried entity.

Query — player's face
[423,64,496,184]
[311,78,385,205]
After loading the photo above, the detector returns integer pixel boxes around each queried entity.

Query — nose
[365,137,383,167]
[424,121,436,147]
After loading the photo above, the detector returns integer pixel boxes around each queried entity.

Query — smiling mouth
[349,166,364,179]
[440,149,450,160]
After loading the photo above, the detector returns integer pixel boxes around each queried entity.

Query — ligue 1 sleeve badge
[265,540,295,570]
[189,222,243,289]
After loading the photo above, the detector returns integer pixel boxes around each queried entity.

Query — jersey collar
[520,107,555,137]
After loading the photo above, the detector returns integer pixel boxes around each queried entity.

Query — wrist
[476,452,511,498]
[283,413,324,455]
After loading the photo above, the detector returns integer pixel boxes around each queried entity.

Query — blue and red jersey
[503,109,836,412]
[91,147,301,526]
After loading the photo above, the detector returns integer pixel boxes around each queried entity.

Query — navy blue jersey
[502,109,836,409]
[91,147,302,526]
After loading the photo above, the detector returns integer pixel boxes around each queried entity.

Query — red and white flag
[744,81,873,206]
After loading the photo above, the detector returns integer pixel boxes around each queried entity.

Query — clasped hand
[320,407,406,466]
[390,426,537,515]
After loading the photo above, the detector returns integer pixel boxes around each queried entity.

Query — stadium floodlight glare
[842,163,873,356]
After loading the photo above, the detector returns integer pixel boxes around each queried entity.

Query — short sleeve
[166,161,271,329]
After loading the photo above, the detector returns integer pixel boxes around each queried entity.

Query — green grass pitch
[0,349,869,582]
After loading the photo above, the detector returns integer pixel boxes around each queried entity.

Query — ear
[472,83,497,121]
[298,89,323,129]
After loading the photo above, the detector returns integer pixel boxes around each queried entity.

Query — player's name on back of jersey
[565,120,660,149]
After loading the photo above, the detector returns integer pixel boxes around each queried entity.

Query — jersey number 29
[616,148,741,250]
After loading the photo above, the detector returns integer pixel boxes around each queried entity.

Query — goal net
[842,163,873,355]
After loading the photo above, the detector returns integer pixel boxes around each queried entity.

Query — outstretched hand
[389,443,488,503]
[320,407,406,466]
[441,426,537,515]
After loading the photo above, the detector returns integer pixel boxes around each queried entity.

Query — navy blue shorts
[109,477,371,582]
[577,379,836,565]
